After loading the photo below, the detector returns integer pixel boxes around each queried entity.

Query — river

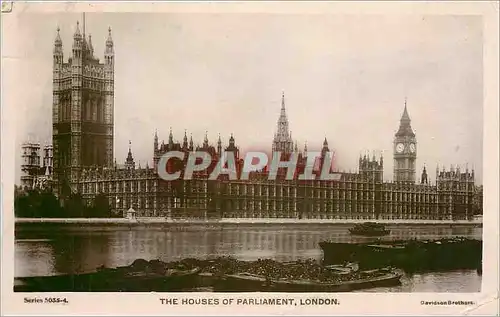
[15,222,482,292]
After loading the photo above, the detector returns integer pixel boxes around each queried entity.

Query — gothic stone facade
[52,22,114,198]
[78,100,480,220]
[79,145,479,221]
[54,22,481,220]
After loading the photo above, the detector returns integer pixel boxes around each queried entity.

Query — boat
[269,270,403,292]
[14,266,201,292]
[320,238,483,272]
[348,222,390,236]
[214,268,402,292]
[214,272,271,292]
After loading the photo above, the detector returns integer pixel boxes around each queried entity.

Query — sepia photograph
[1,1,498,316]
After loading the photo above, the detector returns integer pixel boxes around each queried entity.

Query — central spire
[272,91,294,154]
[281,91,286,110]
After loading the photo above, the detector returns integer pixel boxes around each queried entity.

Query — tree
[14,188,61,218]
[14,192,33,218]
[64,193,86,218]
[38,191,62,218]
[90,193,111,218]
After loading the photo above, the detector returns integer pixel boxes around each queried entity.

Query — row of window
[81,180,158,194]
[114,198,472,214]
[112,198,156,210]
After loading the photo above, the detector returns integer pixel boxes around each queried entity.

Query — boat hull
[14,268,200,292]
[213,271,402,292]
[214,273,270,292]
[348,229,391,237]
[269,272,402,292]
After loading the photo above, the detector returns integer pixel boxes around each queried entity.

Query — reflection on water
[15,224,482,292]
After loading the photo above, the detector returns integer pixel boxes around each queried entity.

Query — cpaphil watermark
[157,151,341,181]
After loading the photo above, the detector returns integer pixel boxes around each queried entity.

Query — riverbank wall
[15,217,483,226]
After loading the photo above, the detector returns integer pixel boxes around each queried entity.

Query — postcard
[1,1,498,316]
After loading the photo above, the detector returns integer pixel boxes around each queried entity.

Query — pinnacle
[54,27,62,45]
[106,26,113,42]
[401,99,411,122]
[396,99,415,137]
[74,21,81,36]
[281,91,286,111]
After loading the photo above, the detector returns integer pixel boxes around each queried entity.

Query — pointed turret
[189,134,194,151]
[125,141,135,170]
[54,27,63,53]
[182,129,188,150]
[88,34,94,57]
[73,21,82,41]
[104,26,114,70]
[72,21,83,58]
[203,131,209,148]
[168,127,174,146]
[421,165,428,184]
[53,27,63,66]
[154,129,158,151]
[105,26,114,54]
[217,133,222,155]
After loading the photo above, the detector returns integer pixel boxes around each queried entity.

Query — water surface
[15,223,482,292]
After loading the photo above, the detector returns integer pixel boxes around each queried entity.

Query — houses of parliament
[21,21,483,220]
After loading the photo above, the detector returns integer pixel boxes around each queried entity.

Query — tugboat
[348,222,390,237]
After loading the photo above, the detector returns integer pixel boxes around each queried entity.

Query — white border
[1,2,498,316]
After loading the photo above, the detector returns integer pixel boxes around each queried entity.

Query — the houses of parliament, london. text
[20,20,483,221]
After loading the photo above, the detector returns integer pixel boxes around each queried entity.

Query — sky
[5,13,483,184]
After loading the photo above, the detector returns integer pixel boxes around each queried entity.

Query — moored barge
[348,222,391,236]
[319,237,482,273]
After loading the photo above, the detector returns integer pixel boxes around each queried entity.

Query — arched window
[65,99,70,121]
[86,99,91,121]
[92,100,98,121]
[59,102,63,122]
[100,100,105,123]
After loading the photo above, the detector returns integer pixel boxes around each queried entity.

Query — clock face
[396,143,404,153]
[409,143,416,153]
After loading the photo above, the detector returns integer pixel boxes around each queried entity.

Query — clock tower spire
[393,99,417,183]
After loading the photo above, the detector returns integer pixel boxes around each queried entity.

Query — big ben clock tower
[393,100,417,183]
